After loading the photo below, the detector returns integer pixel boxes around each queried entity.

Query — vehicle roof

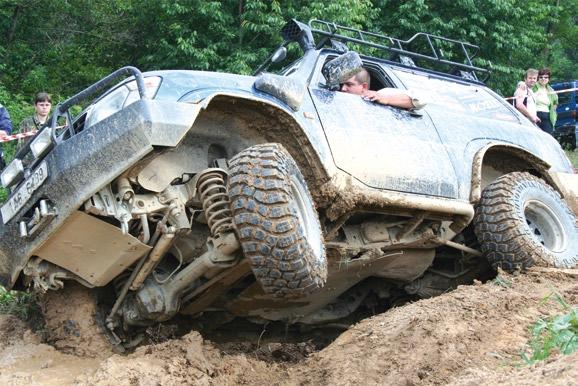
[552,80,578,89]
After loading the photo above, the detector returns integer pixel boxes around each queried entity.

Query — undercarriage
[21,143,492,348]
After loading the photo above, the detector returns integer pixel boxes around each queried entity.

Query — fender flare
[194,91,330,189]
[469,143,556,203]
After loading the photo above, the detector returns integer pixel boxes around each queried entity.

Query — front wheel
[228,143,327,297]
[474,172,578,271]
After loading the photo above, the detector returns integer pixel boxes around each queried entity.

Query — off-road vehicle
[1,19,577,351]
[552,80,578,150]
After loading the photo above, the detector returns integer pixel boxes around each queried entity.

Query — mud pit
[0,268,576,385]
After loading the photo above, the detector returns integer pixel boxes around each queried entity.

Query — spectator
[532,68,558,134]
[0,102,13,169]
[20,92,52,133]
[513,68,539,124]
[18,92,52,150]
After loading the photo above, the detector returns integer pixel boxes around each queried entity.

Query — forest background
[0,0,576,129]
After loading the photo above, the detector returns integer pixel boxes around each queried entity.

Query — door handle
[408,110,423,117]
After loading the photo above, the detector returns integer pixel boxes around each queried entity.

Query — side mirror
[271,46,287,63]
[322,51,363,90]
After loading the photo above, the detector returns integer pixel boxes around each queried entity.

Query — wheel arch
[195,93,331,192]
[470,144,558,203]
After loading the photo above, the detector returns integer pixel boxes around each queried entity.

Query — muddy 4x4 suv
[552,80,578,149]
[1,20,577,350]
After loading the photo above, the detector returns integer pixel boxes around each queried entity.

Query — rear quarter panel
[393,70,573,200]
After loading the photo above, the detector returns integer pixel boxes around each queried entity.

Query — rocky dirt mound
[295,268,578,386]
[0,268,575,385]
[73,331,290,386]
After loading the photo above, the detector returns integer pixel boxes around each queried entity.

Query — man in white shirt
[514,68,540,124]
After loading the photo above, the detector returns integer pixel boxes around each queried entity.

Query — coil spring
[196,170,233,237]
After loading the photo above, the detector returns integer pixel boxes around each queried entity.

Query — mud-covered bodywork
[0,100,200,286]
[0,20,576,344]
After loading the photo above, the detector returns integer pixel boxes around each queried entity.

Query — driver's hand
[361,90,381,103]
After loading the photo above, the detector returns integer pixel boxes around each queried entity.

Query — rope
[504,86,578,101]
[0,130,38,143]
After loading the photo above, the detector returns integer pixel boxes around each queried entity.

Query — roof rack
[308,19,489,81]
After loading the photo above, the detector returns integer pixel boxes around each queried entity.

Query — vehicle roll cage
[308,19,489,81]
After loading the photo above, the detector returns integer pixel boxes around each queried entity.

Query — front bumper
[0,100,199,288]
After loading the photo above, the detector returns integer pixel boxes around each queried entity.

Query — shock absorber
[196,168,233,237]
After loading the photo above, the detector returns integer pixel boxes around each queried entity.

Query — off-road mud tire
[474,171,578,271]
[228,143,327,297]
[40,282,112,357]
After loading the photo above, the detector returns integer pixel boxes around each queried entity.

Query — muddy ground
[0,267,576,386]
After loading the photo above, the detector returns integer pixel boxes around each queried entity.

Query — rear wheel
[228,143,327,297]
[474,172,578,271]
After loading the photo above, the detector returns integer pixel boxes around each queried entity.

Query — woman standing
[532,68,558,134]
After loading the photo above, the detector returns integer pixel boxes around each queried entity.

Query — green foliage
[491,274,512,288]
[565,150,578,169]
[0,0,576,106]
[0,82,32,169]
[0,286,40,322]
[367,0,573,95]
[521,292,578,364]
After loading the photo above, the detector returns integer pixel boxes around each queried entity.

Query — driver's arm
[362,88,426,109]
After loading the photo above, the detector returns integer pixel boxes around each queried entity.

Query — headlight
[1,159,24,188]
[30,128,53,158]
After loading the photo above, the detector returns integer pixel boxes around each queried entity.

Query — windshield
[85,77,161,128]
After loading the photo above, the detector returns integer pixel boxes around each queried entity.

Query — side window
[363,64,393,91]
[393,69,518,122]
[557,90,572,106]
[280,58,303,76]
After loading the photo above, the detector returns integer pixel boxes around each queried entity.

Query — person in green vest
[532,68,558,134]
[18,92,52,149]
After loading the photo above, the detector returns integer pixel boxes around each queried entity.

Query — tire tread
[228,143,326,297]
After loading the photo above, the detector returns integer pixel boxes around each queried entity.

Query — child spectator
[18,92,52,149]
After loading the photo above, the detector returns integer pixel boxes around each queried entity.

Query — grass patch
[492,273,512,288]
[565,150,578,169]
[521,292,578,364]
[0,287,43,327]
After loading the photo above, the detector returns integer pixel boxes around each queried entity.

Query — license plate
[1,161,49,224]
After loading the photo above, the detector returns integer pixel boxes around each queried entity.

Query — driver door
[309,60,458,198]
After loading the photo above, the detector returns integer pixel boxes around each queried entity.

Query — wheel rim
[290,176,323,259]
[524,199,567,252]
